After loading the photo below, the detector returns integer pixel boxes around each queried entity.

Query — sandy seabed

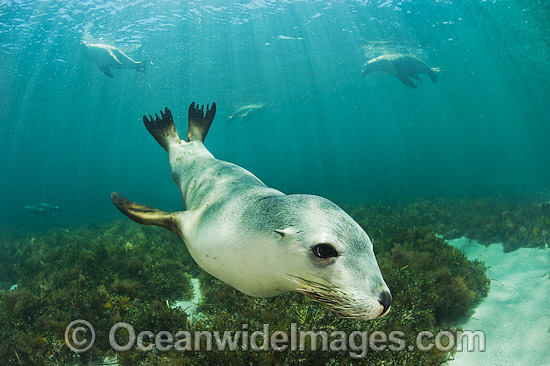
[447,238,550,366]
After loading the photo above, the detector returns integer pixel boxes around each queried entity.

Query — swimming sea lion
[111,101,392,320]
[81,42,147,78]
[228,103,267,121]
[362,54,440,88]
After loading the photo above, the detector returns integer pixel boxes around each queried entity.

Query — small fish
[24,206,48,215]
[37,202,60,210]
[228,103,267,122]
[24,203,60,216]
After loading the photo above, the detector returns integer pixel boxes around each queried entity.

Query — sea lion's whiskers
[287,275,369,318]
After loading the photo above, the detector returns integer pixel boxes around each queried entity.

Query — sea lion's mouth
[379,305,391,318]
[288,275,379,320]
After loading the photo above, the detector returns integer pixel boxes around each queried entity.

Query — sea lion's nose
[378,290,392,317]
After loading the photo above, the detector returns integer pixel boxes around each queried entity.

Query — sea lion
[81,42,147,78]
[362,54,440,88]
[111,101,392,320]
[228,103,267,121]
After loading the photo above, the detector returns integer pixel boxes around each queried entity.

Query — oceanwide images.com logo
[65,320,486,359]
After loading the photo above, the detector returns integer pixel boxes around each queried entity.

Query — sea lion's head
[263,195,392,320]
[361,59,376,76]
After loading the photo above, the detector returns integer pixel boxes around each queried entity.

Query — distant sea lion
[81,42,147,78]
[362,54,440,88]
[228,103,267,121]
[111,101,392,320]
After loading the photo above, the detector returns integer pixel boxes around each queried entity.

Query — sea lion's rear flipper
[143,107,181,152]
[428,68,440,83]
[111,192,180,234]
[187,101,216,142]
[99,65,114,78]
[397,74,417,88]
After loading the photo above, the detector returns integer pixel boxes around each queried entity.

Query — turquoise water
[1,0,549,230]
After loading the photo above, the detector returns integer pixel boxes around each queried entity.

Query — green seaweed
[3,194,546,365]
[346,194,550,252]
[0,221,194,365]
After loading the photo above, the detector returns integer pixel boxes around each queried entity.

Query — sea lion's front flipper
[111,192,180,234]
[397,74,416,88]
[99,65,114,78]
[187,101,216,142]
[410,74,422,81]
[108,49,122,65]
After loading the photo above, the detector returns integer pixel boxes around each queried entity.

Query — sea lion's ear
[274,227,301,238]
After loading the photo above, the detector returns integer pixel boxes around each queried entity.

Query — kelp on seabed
[17,195,550,364]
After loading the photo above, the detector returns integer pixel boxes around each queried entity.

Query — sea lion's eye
[312,243,338,259]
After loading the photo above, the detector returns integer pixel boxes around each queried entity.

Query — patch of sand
[446,238,550,366]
